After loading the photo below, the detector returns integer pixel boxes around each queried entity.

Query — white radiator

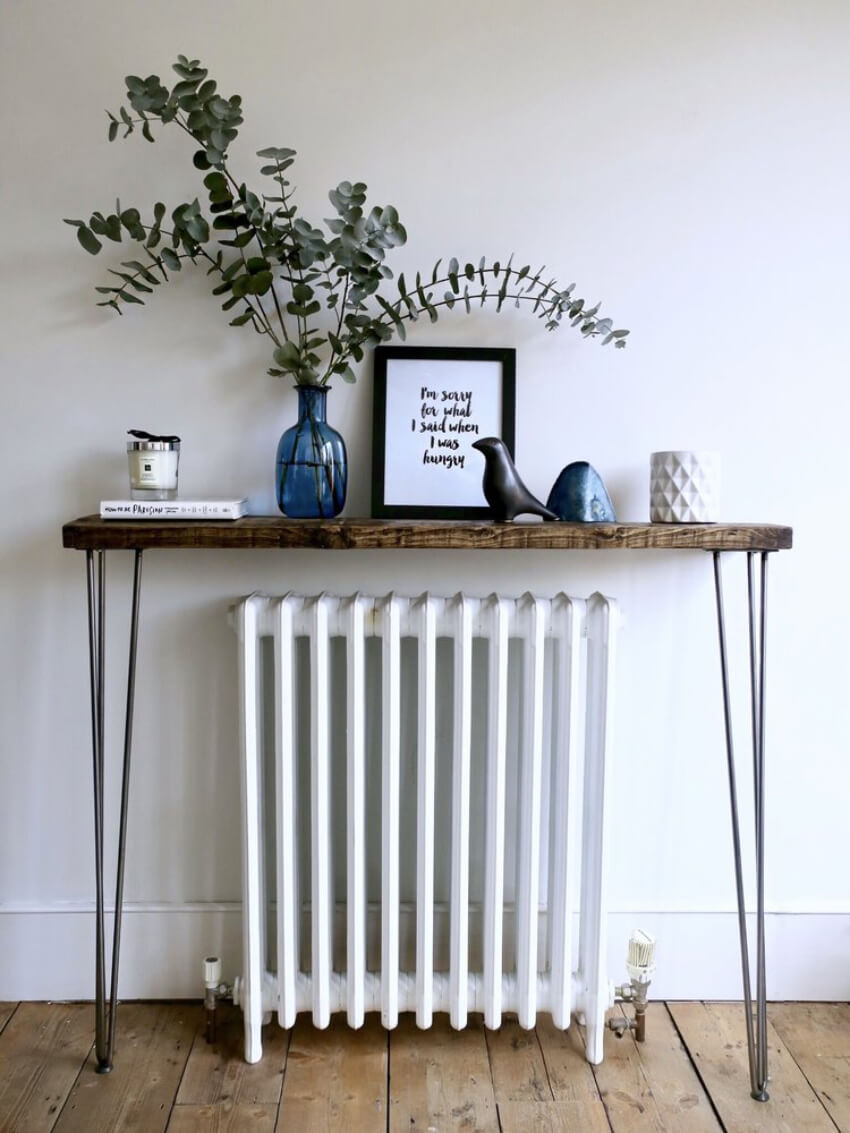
[234,590,619,1064]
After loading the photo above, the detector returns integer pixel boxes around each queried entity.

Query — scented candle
[127,438,180,500]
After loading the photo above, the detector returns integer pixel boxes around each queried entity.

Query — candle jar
[127,439,180,500]
[650,450,720,522]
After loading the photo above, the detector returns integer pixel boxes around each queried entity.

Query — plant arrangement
[65,56,628,388]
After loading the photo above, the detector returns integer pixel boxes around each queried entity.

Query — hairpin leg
[84,548,144,1072]
[713,550,770,1101]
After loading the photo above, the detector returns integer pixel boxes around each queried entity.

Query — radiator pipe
[203,957,234,1044]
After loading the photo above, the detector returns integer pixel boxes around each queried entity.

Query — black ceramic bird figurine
[472,437,559,522]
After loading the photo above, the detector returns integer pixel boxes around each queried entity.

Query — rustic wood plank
[669,1002,837,1132]
[591,1004,722,1132]
[485,1016,553,1102]
[167,1102,278,1132]
[53,1003,194,1133]
[388,1013,499,1132]
[0,1002,18,1034]
[62,516,793,553]
[277,1015,386,1131]
[176,1007,288,1106]
[499,1100,615,1132]
[770,1002,850,1131]
[0,1002,94,1133]
[534,1016,610,1131]
[279,1100,387,1132]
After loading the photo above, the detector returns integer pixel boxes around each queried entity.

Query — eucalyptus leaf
[122,260,159,284]
[249,270,273,294]
[77,226,102,254]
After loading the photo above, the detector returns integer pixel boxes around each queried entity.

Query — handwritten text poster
[382,357,504,507]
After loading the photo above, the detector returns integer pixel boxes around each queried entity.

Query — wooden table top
[62,517,793,552]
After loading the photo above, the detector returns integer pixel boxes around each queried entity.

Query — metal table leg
[712,550,769,1101]
[84,548,144,1072]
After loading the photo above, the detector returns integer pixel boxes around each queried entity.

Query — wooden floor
[0,1001,847,1132]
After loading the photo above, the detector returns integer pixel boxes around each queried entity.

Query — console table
[62,516,792,1098]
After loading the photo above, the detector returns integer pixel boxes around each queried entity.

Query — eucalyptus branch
[269,158,310,345]
[166,111,286,345]
[69,55,629,387]
[217,162,287,343]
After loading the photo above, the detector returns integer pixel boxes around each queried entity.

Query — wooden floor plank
[770,1002,850,1132]
[500,1100,615,1132]
[277,1014,387,1131]
[0,1002,18,1034]
[534,1016,611,1131]
[176,1007,288,1106]
[485,1016,553,1102]
[0,1002,94,1133]
[389,1013,499,1132]
[590,1004,722,1132]
[1,1000,845,1133]
[167,1102,278,1132]
[669,1001,838,1133]
[53,1003,194,1133]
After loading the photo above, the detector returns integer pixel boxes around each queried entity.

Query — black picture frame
[371,345,516,519]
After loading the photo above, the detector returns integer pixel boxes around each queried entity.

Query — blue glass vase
[275,385,347,518]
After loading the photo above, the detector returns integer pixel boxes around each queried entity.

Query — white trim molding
[1,903,848,1002]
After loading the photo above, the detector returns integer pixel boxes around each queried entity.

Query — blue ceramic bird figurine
[546,461,616,522]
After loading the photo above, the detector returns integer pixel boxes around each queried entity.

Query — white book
[100,498,248,520]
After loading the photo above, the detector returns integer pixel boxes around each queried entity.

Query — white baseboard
[1,904,848,1002]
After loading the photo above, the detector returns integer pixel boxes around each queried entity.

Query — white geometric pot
[649,450,721,523]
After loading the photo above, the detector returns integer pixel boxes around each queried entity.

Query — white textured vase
[650,450,720,523]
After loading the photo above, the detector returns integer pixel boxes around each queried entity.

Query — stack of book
[100,499,248,520]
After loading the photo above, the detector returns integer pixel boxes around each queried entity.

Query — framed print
[371,346,516,518]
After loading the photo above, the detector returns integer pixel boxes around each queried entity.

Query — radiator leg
[238,596,265,1064]
[579,595,618,1066]
[713,552,770,1101]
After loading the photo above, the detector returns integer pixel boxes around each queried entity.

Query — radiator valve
[609,929,656,1043]
[203,956,233,1044]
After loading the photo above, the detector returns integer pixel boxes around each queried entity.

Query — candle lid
[127,439,180,451]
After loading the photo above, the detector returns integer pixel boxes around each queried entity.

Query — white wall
[1,0,849,1001]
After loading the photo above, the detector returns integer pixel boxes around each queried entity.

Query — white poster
[374,348,515,515]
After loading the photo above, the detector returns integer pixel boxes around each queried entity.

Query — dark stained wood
[499,1100,613,1132]
[176,1008,287,1107]
[0,1002,844,1131]
[533,1017,611,1131]
[389,1013,499,1132]
[167,1102,277,1131]
[669,1001,837,1132]
[0,1003,94,1133]
[0,1002,17,1034]
[590,1004,722,1131]
[770,1002,850,1131]
[485,1016,553,1102]
[278,1016,387,1131]
[63,515,793,552]
[53,1003,194,1133]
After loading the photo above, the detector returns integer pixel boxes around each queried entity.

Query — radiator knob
[204,956,222,988]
